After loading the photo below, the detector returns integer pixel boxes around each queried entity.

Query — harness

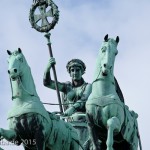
[10,76,36,100]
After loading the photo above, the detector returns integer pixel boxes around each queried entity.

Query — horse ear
[7,50,12,55]
[116,36,119,44]
[104,34,108,41]
[18,48,22,53]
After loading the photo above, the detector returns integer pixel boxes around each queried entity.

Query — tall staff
[29,0,63,113]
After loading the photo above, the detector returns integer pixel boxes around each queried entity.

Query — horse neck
[91,57,117,98]
[21,65,39,98]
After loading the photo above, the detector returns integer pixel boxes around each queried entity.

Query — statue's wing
[114,77,125,103]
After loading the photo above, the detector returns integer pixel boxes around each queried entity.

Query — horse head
[99,34,119,77]
[7,48,27,80]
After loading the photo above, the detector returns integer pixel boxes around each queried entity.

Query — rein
[92,66,102,84]
[92,66,115,85]
[10,76,35,100]
[10,76,86,106]
[18,76,35,97]
[9,78,14,100]
[43,101,86,106]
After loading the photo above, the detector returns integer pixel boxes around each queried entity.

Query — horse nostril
[8,70,10,74]
[104,64,106,68]
[14,69,17,73]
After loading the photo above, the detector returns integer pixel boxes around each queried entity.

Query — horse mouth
[11,77,17,81]
[10,75,19,81]
[102,72,108,76]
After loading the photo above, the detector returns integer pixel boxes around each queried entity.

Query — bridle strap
[10,76,35,100]
[18,76,35,97]
[9,78,14,100]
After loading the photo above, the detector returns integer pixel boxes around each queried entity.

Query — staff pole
[29,0,63,113]
[45,32,63,113]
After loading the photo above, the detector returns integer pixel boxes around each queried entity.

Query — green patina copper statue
[86,35,141,150]
[0,0,142,149]
[0,48,81,150]
[43,57,92,147]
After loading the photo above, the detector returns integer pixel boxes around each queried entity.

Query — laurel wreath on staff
[29,0,59,33]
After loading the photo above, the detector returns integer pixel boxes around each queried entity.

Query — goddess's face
[69,66,83,81]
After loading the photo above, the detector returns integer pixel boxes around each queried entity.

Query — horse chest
[92,80,116,97]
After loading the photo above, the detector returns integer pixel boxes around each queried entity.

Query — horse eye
[18,58,23,62]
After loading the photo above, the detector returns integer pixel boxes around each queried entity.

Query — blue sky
[0,0,149,149]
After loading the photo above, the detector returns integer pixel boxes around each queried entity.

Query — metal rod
[44,32,63,113]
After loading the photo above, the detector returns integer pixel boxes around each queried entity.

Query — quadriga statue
[0,48,81,150]
[86,35,141,150]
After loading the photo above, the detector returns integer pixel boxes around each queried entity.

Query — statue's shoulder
[82,81,91,87]
[84,82,92,92]
[62,81,72,92]
[86,82,92,87]
[61,81,72,88]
